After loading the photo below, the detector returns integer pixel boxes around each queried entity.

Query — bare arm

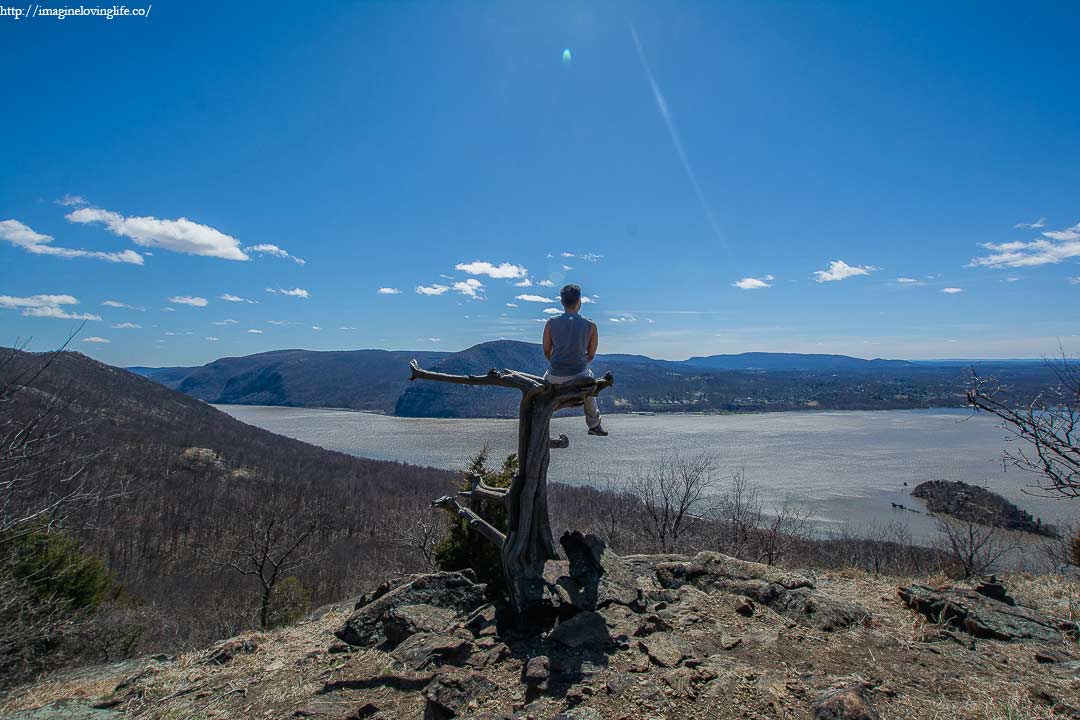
[543,320,553,360]
[587,322,598,362]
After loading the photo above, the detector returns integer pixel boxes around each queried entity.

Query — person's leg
[544,370,602,430]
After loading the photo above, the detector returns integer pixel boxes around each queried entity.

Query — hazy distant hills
[131,341,1057,418]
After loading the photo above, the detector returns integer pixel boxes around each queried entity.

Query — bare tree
[206,480,320,628]
[626,452,720,553]
[754,497,813,566]
[934,516,1017,578]
[715,467,762,559]
[388,495,447,571]
[968,352,1080,499]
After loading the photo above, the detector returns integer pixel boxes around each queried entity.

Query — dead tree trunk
[408,360,613,616]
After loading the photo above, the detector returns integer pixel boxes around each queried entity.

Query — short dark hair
[560,284,582,308]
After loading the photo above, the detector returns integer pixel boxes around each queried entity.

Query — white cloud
[514,278,533,287]
[81,336,110,343]
[112,322,141,329]
[515,294,555,303]
[813,260,877,282]
[160,307,176,312]
[66,206,248,261]
[246,243,305,265]
[505,302,518,308]
[377,287,402,295]
[103,299,144,311]
[247,329,264,334]
[1068,277,1080,285]
[562,265,573,271]
[55,194,88,207]
[452,278,484,299]
[265,287,310,298]
[311,325,321,331]
[732,275,774,290]
[609,315,637,323]
[416,284,449,296]
[561,251,603,262]
[454,261,528,279]
[0,219,144,265]
[538,280,555,287]
[970,222,1080,268]
[1014,218,1046,229]
[1006,277,1020,283]
[543,307,562,315]
[581,296,595,304]
[0,294,101,320]
[426,338,441,342]
[941,287,964,294]
[213,319,238,325]
[206,336,219,341]
[895,277,920,284]
[339,326,357,330]
[219,293,256,303]
[168,296,208,307]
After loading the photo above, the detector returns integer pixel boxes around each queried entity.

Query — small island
[911,480,1058,537]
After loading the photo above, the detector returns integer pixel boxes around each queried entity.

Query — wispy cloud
[311,325,321,331]
[66,206,247,261]
[168,295,208,307]
[538,280,555,287]
[732,274,774,290]
[505,302,518,308]
[813,260,877,283]
[514,278,533,287]
[970,221,1080,268]
[1068,277,1080,285]
[0,219,144,264]
[416,284,449,296]
[453,279,484,299]
[103,299,144,311]
[0,294,101,320]
[630,26,725,246]
[81,336,110,343]
[111,322,141,329]
[609,315,638,323]
[247,329,264,334]
[206,336,219,341]
[941,287,964,294]
[219,293,256,303]
[1014,218,1046,229]
[246,243,305,265]
[561,251,603,262]
[515,294,554,303]
[55,194,89,207]
[265,287,310,298]
[543,307,562,315]
[377,287,402,295]
[895,277,921,284]
[212,319,238,325]
[455,261,528,279]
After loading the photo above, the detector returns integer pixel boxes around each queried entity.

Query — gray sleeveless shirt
[547,311,594,375]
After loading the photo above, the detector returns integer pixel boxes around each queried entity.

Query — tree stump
[408,360,614,617]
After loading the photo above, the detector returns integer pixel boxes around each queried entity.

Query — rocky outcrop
[335,572,487,648]
[898,583,1061,641]
[640,551,870,631]
[811,684,881,720]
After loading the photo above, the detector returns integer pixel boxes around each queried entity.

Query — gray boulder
[336,572,487,648]
[811,684,881,720]
[422,668,497,720]
[898,584,1061,642]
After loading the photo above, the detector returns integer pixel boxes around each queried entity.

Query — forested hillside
[0,348,456,682]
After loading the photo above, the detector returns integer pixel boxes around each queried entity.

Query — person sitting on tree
[542,283,608,436]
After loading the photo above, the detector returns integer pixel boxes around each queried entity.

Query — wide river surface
[216,406,1074,542]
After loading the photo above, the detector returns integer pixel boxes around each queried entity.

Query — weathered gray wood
[410,359,613,616]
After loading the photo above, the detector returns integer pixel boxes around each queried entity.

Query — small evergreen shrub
[9,529,111,610]
[433,448,517,599]
[266,576,313,628]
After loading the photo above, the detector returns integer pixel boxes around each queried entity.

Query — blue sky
[2,1,1078,366]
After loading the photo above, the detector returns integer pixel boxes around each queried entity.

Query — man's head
[560,284,582,312]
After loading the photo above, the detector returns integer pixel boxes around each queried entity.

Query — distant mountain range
[129,342,1056,418]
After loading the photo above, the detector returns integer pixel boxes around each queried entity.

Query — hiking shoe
[587,425,609,437]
